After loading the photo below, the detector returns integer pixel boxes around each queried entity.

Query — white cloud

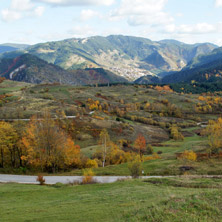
[1,9,22,22]
[34,6,45,17]
[110,0,173,26]
[164,24,176,33]
[215,38,222,46]
[165,23,218,35]
[68,25,96,37]
[179,23,215,34]
[80,9,99,21]
[11,0,34,11]
[33,0,115,6]
[215,0,222,7]
[1,0,45,22]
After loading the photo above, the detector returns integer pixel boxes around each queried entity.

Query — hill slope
[24,35,217,80]
[162,47,222,84]
[0,54,128,85]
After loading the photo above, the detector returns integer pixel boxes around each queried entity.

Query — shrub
[170,125,184,141]
[86,159,98,168]
[128,157,142,178]
[179,150,197,162]
[36,175,45,185]
[82,169,95,184]
[144,153,161,161]
[146,144,154,155]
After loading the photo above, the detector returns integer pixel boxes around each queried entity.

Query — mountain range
[0,35,222,86]
[0,35,217,81]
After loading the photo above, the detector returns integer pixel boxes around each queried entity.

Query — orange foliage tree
[21,112,80,172]
[134,134,146,158]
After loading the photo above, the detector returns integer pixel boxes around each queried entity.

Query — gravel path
[0,174,169,184]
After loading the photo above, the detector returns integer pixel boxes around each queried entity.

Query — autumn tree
[22,112,80,172]
[170,125,184,141]
[202,118,222,153]
[134,134,146,158]
[99,129,110,167]
[0,121,18,168]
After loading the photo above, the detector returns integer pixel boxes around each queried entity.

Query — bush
[128,157,142,178]
[86,159,98,168]
[170,125,184,141]
[144,153,161,161]
[82,169,95,184]
[36,175,45,185]
[179,150,197,162]
[146,144,154,155]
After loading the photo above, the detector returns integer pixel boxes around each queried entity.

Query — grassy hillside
[0,54,128,85]
[1,80,222,176]
[1,177,222,222]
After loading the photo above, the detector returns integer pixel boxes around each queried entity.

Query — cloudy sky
[1,0,222,45]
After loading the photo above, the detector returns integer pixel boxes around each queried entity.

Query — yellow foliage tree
[202,118,222,153]
[86,159,98,168]
[0,122,18,168]
[21,112,80,172]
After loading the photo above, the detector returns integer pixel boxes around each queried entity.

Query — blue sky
[1,0,222,45]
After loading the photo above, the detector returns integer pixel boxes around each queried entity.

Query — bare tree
[99,129,110,168]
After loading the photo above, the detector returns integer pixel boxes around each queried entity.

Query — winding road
[0,174,171,184]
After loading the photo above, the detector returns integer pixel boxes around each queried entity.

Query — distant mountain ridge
[0,43,29,54]
[0,54,128,85]
[162,47,222,84]
[136,46,222,84]
[1,35,216,81]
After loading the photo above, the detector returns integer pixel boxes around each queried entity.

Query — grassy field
[0,177,222,222]
[56,134,212,176]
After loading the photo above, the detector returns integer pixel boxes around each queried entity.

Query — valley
[1,35,222,222]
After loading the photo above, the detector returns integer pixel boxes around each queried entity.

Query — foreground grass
[0,177,222,222]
